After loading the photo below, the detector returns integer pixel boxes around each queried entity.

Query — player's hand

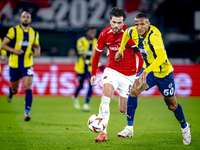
[0,55,7,61]
[34,50,40,57]
[139,71,148,83]
[98,62,102,67]
[115,52,123,61]
[14,49,24,55]
[90,75,97,87]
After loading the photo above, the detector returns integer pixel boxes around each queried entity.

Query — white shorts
[100,68,136,98]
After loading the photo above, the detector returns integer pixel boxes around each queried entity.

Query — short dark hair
[109,7,126,21]
[135,13,149,19]
[86,27,96,32]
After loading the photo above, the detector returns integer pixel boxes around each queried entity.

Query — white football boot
[181,122,191,145]
[82,103,90,112]
[71,96,80,109]
[117,126,133,138]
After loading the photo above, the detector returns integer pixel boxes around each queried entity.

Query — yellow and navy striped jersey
[75,36,97,74]
[6,25,39,68]
[119,25,173,78]
[0,38,7,73]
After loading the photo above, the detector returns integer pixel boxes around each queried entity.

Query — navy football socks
[127,95,138,126]
[85,84,92,104]
[174,103,187,128]
[74,85,83,98]
[25,89,33,114]
[8,87,13,99]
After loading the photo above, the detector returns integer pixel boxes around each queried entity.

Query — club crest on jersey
[30,35,34,39]
[168,83,173,88]
[143,40,147,45]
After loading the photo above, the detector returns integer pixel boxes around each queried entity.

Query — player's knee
[11,88,18,94]
[130,88,139,97]
[119,107,126,114]
[167,103,178,111]
[23,84,32,90]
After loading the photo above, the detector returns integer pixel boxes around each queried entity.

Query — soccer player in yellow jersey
[72,27,98,111]
[1,11,41,121]
[115,13,191,145]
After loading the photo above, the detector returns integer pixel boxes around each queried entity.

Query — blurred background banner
[1,63,200,97]
[0,0,200,97]
[0,0,113,31]
[1,0,200,60]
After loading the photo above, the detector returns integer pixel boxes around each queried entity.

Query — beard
[112,27,122,34]
[22,23,30,27]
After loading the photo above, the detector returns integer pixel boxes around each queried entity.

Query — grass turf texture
[0,96,199,150]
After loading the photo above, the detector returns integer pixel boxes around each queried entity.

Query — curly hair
[109,7,126,21]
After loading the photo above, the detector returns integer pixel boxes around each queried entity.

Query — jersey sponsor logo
[86,51,93,56]
[19,40,31,46]
[139,48,148,54]
[109,46,119,51]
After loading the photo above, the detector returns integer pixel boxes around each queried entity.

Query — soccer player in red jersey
[90,7,143,142]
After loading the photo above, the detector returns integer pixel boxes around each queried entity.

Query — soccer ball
[88,114,107,133]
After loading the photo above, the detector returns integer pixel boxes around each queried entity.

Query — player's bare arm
[33,44,41,57]
[114,52,123,61]
[1,37,24,55]
[90,75,97,87]
[130,76,149,97]
[139,71,148,83]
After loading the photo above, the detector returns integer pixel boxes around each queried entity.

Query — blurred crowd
[0,0,200,63]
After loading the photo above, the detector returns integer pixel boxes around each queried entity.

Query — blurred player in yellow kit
[72,27,98,112]
[1,11,41,121]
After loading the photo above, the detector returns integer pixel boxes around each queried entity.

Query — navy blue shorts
[146,71,175,97]
[137,68,175,97]
[9,66,34,82]
[77,72,91,82]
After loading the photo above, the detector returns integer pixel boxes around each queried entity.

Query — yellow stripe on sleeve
[119,28,131,54]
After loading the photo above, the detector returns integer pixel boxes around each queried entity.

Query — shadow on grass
[31,121,78,127]
[0,110,19,114]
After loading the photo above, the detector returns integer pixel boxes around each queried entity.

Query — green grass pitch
[0,96,199,150]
